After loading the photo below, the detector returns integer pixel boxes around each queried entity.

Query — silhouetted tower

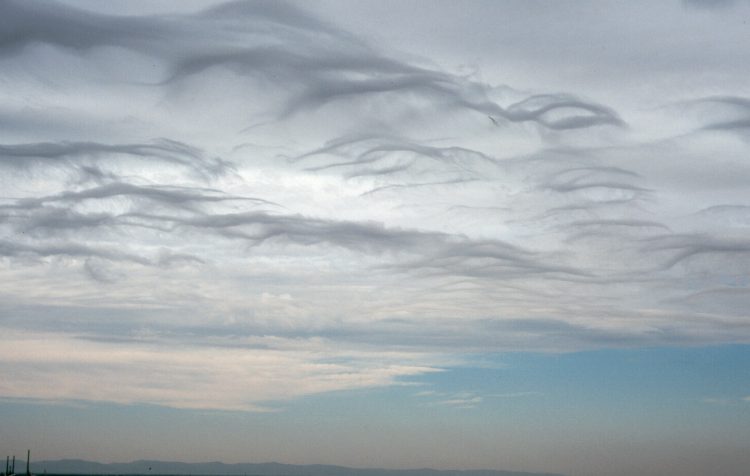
[5,456,9,476]
[25,451,30,476]
[12,456,15,475]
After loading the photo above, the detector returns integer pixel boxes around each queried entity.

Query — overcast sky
[1,1,750,476]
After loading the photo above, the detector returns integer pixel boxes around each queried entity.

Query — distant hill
[28,459,565,476]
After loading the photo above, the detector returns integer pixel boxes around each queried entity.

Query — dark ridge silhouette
[28,460,565,476]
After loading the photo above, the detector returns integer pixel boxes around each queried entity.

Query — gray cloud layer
[1,0,749,414]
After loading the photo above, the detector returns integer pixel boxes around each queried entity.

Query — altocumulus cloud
[1,0,749,411]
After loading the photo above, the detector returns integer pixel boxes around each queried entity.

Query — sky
[1,1,750,475]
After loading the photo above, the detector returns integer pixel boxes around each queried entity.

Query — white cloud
[0,329,440,411]
[487,392,544,398]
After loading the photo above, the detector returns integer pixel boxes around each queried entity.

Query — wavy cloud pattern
[1,0,749,411]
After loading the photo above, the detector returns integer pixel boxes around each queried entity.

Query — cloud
[0,0,623,133]
[683,0,739,9]
[10,182,267,211]
[414,389,543,409]
[436,395,483,409]
[702,396,750,405]
[0,0,749,411]
[0,239,151,265]
[414,390,484,409]
[0,329,439,411]
[488,392,544,398]
[701,397,733,405]
[0,140,232,179]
